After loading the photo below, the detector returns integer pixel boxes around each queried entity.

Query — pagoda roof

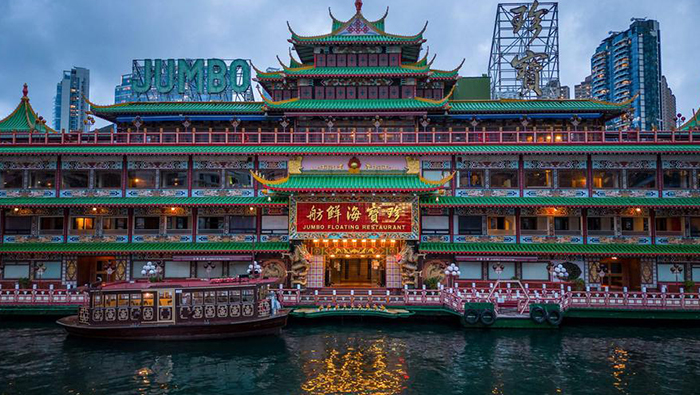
[680,109,699,131]
[90,100,265,116]
[420,196,700,209]
[449,99,630,114]
[420,242,700,257]
[0,84,55,133]
[0,242,290,255]
[261,97,451,112]
[251,172,453,193]
[1,145,700,156]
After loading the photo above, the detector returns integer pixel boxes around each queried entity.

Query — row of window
[3,216,288,236]
[422,215,700,237]
[314,53,402,68]
[450,169,696,189]
[0,170,287,190]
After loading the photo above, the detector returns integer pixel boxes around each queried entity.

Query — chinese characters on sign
[293,200,417,239]
[509,1,550,97]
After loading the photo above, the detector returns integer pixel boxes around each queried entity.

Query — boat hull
[57,311,289,341]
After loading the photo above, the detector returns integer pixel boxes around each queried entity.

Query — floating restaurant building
[1,1,700,297]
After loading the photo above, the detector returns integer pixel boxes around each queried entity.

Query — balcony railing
[1,128,699,146]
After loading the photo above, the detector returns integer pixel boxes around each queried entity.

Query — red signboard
[291,198,418,239]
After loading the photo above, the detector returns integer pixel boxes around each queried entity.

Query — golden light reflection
[301,341,407,395]
[608,347,629,390]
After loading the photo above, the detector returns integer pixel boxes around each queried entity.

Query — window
[691,218,700,238]
[621,217,648,236]
[61,171,89,189]
[161,171,187,189]
[458,216,483,235]
[522,262,550,280]
[229,262,250,277]
[421,216,449,235]
[196,262,223,279]
[96,171,122,188]
[4,216,32,235]
[2,262,30,279]
[657,263,684,282]
[128,170,156,189]
[587,217,615,235]
[554,217,580,235]
[663,170,691,189]
[261,215,289,234]
[558,170,587,188]
[229,216,256,234]
[525,170,553,188]
[35,261,61,280]
[166,216,190,233]
[198,216,225,234]
[655,217,683,235]
[593,170,621,189]
[134,217,161,234]
[226,170,252,188]
[1,170,23,189]
[39,217,64,235]
[458,170,484,188]
[457,262,482,279]
[627,170,656,189]
[71,217,95,234]
[103,217,128,233]
[164,261,190,278]
[521,217,548,234]
[28,171,54,189]
[194,171,222,188]
[488,216,515,235]
[490,170,518,188]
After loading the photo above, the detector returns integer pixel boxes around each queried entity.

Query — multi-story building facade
[114,74,132,104]
[1,4,699,294]
[53,67,90,132]
[660,75,677,130]
[575,75,593,99]
[591,19,662,130]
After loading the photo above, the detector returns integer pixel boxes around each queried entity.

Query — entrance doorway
[599,258,641,290]
[327,258,385,288]
[77,256,117,286]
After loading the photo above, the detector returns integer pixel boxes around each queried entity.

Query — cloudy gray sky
[1,0,698,127]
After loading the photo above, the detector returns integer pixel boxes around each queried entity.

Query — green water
[0,321,698,394]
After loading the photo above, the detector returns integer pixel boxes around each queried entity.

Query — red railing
[0,288,87,305]
[2,128,699,146]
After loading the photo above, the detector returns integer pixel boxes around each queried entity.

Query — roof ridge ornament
[22,83,28,99]
[355,0,363,13]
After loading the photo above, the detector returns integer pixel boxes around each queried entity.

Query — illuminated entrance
[328,257,384,287]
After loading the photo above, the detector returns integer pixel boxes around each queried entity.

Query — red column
[587,154,594,197]
[55,155,62,197]
[448,208,454,243]
[657,154,663,198]
[518,155,524,197]
[650,209,656,245]
[515,208,521,244]
[187,155,194,198]
[0,209,5,245]
[63,208,69,243]
[582,208,588,244]
[121,155,128,197]
[191,207,198,243]
[127,208,134,243]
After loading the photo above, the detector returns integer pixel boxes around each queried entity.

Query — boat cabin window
[92,294,103,308]
[180,292,192,306]
[192,292,204,305]
[230,290,241,303]
[104,294,117,308]
[204,291,216,304]
[118,294,130,307]
[131,293,142,306]
[217,291,229,304]
[142,292,155,306]
[159,291,173,307]
[242,289,254,303]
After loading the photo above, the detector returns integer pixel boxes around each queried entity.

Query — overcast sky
[1,0,698,127]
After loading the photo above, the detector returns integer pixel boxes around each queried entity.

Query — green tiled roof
[0,197,288,208]
[0,242,290,254]
[0,96,54,133]
[263,98,448,111]
[258,66,431,78]
[449,99,628,113]
[420,242,700,257]
[257,174,446,192]
[92,101,264,115]
[680,110,699,131]
[291,32,423,44]
[1,145,700,156]
[421,197,700,208]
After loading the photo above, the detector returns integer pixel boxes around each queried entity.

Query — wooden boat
[57,278,288,340]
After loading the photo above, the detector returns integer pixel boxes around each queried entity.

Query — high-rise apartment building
[591,19,662,130]
[114,74,132,104]
[575,75,593,99]
[53,67,90,132]
[660,75,676,130]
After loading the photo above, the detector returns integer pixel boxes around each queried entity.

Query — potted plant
[423,277,440,290]
[18,277,31,289]
[683,280,696,293]
[571,278,586,291]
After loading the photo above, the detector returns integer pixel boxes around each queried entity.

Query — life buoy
[546,309,564,326]
[480,310,496,326]
[464,308,481,325]
[530,306,547,324]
